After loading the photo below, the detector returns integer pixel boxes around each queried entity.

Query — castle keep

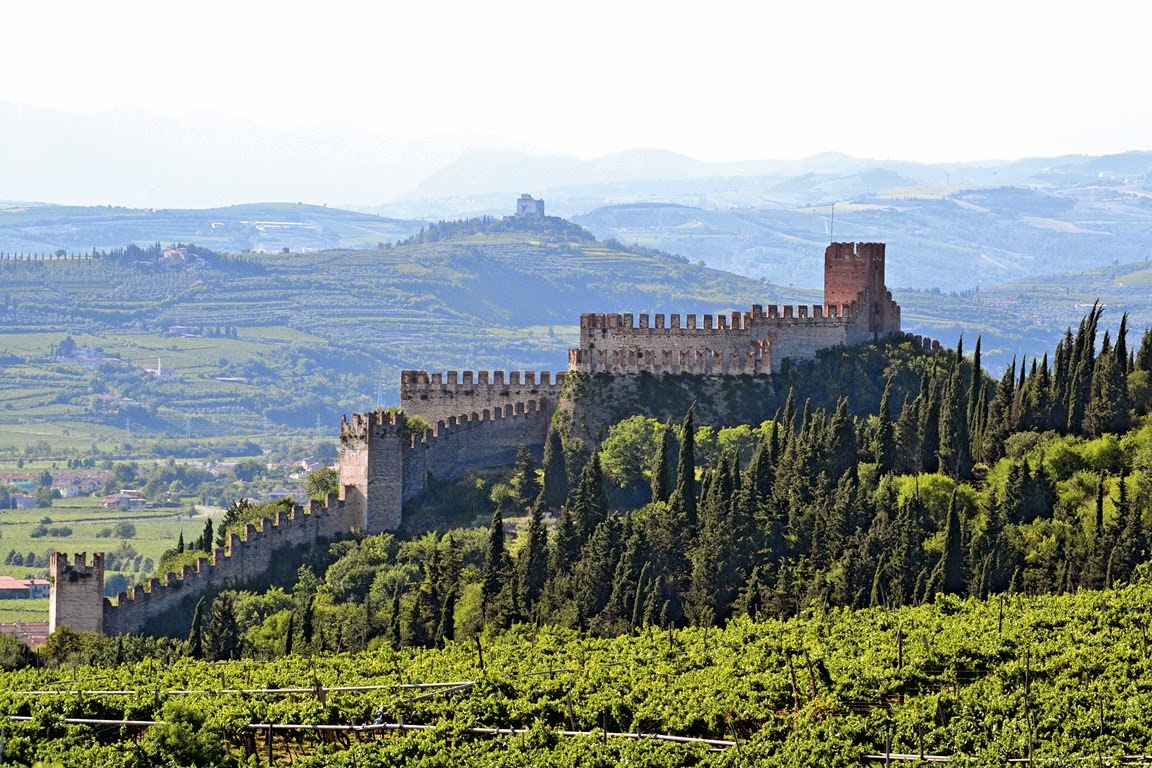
[51,242,913,637]
[569,242,899,374]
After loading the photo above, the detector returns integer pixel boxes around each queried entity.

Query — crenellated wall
[400,370,566,426]
[401,398,552,500]
[570,304,865,375]
[52,241,920,639]
[99,494,355,636]
[568,242,902,376]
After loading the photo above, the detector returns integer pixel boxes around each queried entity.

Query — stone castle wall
[52,240,915,638]
[568,242,900,375]
[100,495,355,636]
[401,399,552,499]
[569,304,867,375]
[400,370,566,426]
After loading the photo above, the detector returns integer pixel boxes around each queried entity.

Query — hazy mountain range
[4,100,1152,294]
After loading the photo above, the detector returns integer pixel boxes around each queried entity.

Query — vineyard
[7,581,1152,766]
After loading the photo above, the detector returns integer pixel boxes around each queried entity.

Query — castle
[50,242,926,637]
[515,194,546,218]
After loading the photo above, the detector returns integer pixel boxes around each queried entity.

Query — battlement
[401,369,566,390]
[579,304,864,335]
[400,369,566,428]
[408,398,551,447]
[341,408,407,441]
[49,551,106,634]
[101,493,353,635]
[825,241,886,263]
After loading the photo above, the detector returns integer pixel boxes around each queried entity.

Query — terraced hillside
[0,219,805,453]
[0,202,421,254]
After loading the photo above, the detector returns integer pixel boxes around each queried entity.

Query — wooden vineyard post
[787,654,800,710]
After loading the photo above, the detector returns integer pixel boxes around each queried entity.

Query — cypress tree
[187,597,205,659]
[605,519,649,628]
[937,357,971,479]
[918,371,942,474]
[650,420,675,504]
[938,491,964,596]
[894,393,922,474]
[981,357,1017,464]
[481,508,505,615]
[437,585,457,646]
[518,501,549,610]
[824,397,857,481]
[541,424,569,509]
[1085,338,1128,436]
[550,505,582,576]
[672,403,698,531]
[571,453,608,541]
[1136,327,1152,373]
[388,583,402,650]
[1109,476,1145,585]
[576,517,624,622]
[198,519,214,552]
[301,595,315,648]
[873,377,896,474]
[205,592,241,661]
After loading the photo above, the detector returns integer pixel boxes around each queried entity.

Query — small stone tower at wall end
[49,552,105,635]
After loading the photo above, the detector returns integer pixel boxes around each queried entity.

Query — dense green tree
[937,352,972,479]
[518,501,549,610]
[511,445,541,510]
[305,467,339,502]
[205,593,241,661]
[571,453,608,541]
[187,597,205,660]
[481,508,506,616]
[540,424,569,509]
[671,404,698,532]
[650,420,675,503]
[872,377,896,473]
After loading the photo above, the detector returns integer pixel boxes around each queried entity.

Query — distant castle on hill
[51,241,931,638]
[515,194,545,218]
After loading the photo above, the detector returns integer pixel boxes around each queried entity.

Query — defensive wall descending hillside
[50,495,355,636]
[339,402,552,533]
[51,241,915,638]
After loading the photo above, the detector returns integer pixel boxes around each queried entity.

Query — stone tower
[49,552,105,634]
[824,242,892,334]
[339,410,406,532]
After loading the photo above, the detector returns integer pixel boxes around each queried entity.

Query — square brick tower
[824,242,894,335]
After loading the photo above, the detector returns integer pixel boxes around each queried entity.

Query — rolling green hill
[0,218,807,454]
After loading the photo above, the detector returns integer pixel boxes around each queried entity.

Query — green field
[0,495,224,622]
